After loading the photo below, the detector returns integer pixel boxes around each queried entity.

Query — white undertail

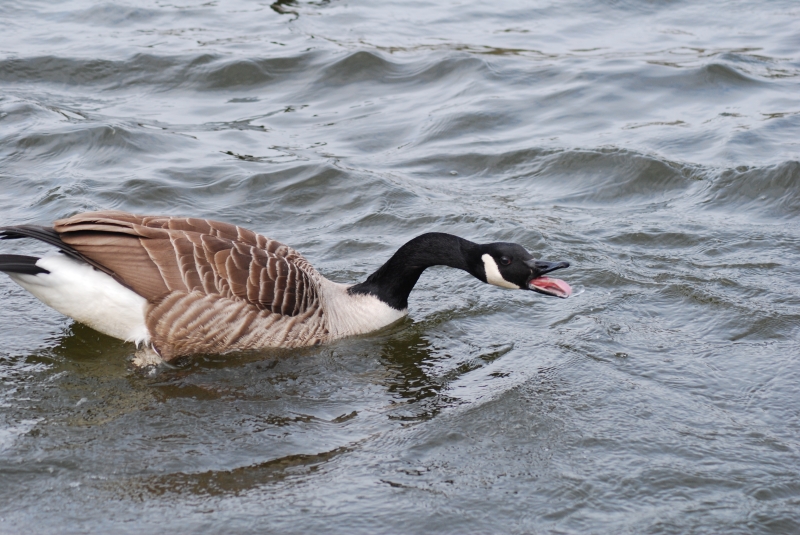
[8,253,149,345]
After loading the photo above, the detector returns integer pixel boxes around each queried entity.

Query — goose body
[0,211,571,362]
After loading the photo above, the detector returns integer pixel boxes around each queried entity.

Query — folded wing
[52,211,326,357]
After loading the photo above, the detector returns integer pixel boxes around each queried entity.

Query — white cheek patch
[481,254,520,289]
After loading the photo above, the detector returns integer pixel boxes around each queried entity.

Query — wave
[702,161,800,220]
[0,52,320,91]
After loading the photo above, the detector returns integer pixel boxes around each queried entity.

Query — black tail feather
[0,225,87,265]
[0,225,65,247]
[0,254,49,275]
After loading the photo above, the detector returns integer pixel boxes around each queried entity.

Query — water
[1,0,799,533]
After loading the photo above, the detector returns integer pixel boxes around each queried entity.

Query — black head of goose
[0,211,571,364]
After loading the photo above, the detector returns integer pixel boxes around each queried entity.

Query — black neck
[348,233,485,310]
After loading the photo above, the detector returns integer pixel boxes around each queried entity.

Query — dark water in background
[1,0,800,533]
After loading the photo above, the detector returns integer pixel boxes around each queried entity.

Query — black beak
[524,259,570,276]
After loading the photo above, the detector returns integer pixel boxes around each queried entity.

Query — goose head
[479,243,571,298]
[349,233,572,311]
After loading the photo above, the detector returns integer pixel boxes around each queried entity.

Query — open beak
[523,259,571,298]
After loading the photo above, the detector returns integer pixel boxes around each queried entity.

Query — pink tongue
[529,276,572,298]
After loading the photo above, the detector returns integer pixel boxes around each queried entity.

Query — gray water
[1,1,799,533]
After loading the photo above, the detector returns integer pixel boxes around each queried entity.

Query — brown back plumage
[53,211,327,359]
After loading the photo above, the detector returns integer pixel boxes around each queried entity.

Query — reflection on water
[379,329,455,420]
[121,446,351,498]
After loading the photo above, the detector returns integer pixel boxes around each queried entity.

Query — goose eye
[500,256,511,266]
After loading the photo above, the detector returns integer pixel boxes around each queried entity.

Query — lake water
[1,1,799,533]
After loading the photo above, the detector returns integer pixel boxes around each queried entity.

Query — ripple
[1,0,800,533]
[702,161,800,220]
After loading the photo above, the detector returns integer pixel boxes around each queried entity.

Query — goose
[0,210,571,364]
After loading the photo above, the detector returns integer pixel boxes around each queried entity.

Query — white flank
[8,253,149,344]
[481,254,520,289]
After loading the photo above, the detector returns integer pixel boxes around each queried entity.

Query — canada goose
[0,211,571,364]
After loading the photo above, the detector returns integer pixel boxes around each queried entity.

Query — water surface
[1,1,799,533]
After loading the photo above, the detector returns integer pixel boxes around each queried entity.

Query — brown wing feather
[56,230,170,297]
[53,211,322,317]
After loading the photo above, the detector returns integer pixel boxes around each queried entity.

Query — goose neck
[348,233,481,310]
